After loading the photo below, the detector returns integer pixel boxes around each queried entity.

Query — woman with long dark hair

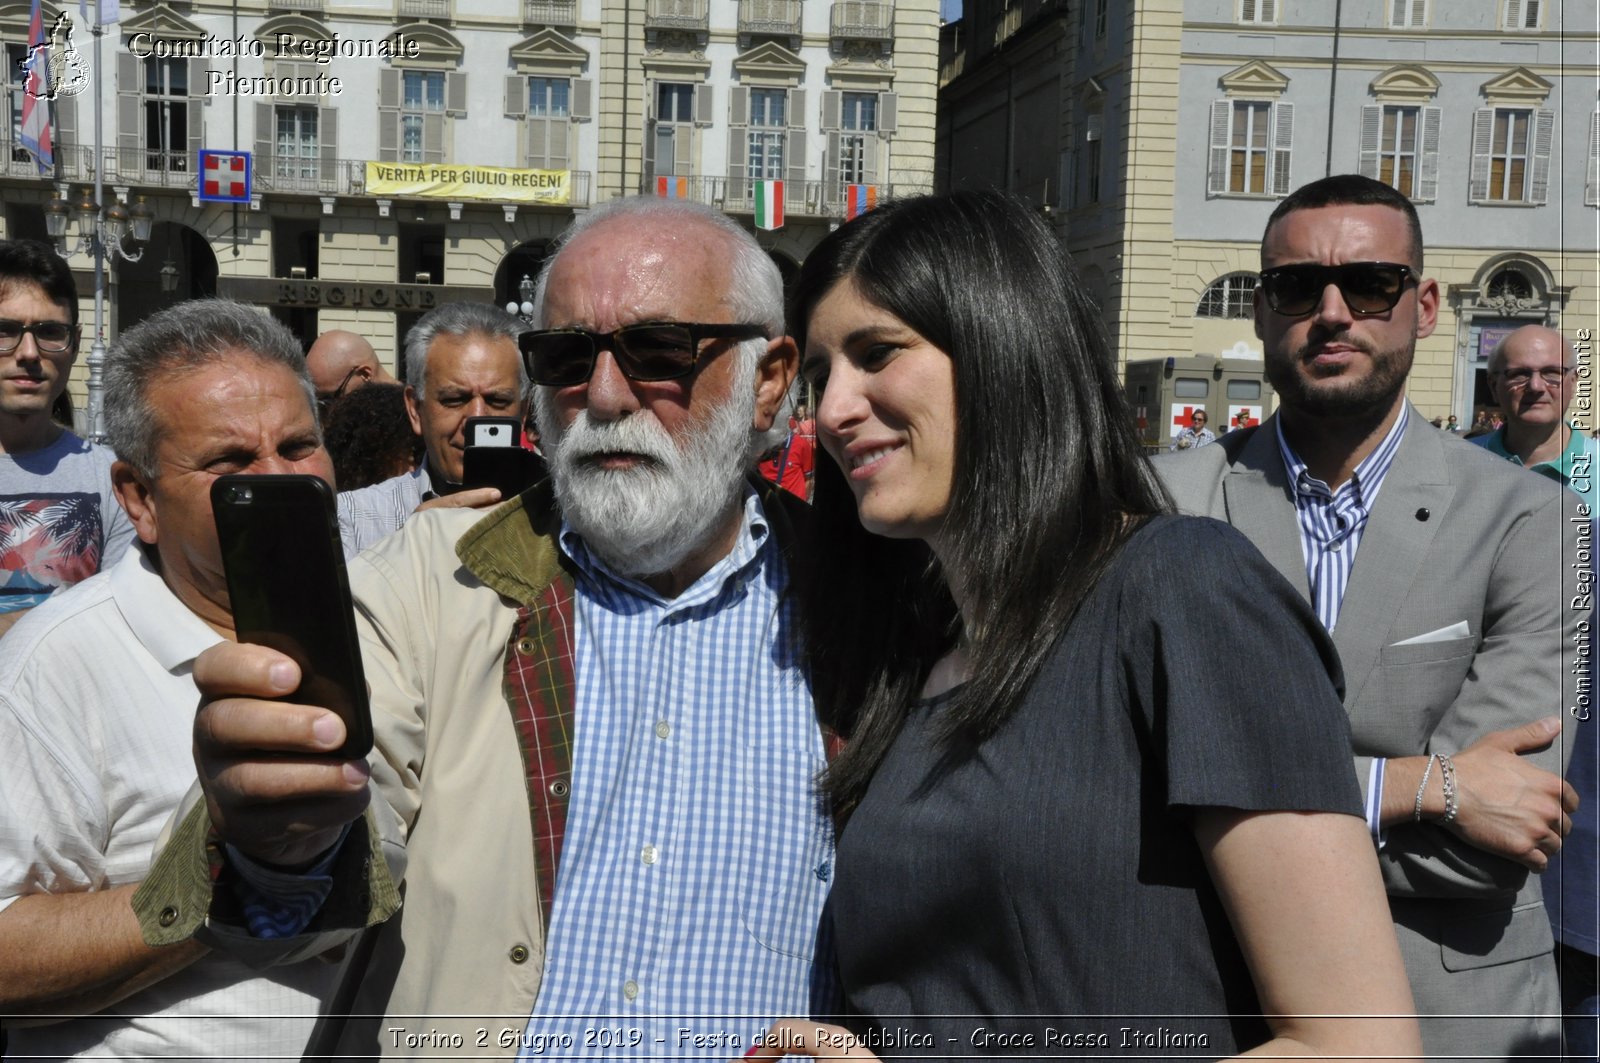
[753,191,1419,1059]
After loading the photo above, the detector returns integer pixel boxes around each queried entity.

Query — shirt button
[655,720,671,739]
[1330,541,1344,552]
[641,844,658,865]
[622,979,639,1001]
[509,944,530,964]
[158,905,179,927]
[549,778,569,798]
[516,637,536,656]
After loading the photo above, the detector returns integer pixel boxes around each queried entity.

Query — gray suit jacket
[1157,405,1585,1058]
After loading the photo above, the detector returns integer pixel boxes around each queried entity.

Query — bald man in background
[306,330,394,410]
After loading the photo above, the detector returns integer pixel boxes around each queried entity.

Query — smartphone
[464,416,522,449]
[462,415,545,498]
[211,474,374,760]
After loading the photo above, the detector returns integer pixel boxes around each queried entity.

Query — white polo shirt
[0,546,336,1061]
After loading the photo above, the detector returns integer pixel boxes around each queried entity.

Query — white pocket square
[1390,621,1471,646]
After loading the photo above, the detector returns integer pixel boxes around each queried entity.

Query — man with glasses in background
[1474,323,1600,1058]
[334,303,523,554]
[134,197,831,1059]
[1159,175,1583,1056]
[305,329,396,411]
[0,240,133,638]
[1474,325,1596,513]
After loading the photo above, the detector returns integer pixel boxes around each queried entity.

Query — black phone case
[211,474,374,759]
[462,446,546,499]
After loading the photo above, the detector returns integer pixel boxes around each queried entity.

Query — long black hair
[791,190,1170,822]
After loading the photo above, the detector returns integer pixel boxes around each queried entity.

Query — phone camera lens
[228,485,254,504]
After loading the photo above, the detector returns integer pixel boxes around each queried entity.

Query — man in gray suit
[1158,174,1583,1057]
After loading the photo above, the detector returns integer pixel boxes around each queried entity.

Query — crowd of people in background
[0,174,1592,1063]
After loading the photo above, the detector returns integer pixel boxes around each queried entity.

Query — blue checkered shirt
[1276,411,1408,839]
[520,487,834,1058]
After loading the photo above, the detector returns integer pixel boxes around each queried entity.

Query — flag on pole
[18,0,53,174]
[753,179,784,231]
[844,184,877,221]
[655,176,688,199]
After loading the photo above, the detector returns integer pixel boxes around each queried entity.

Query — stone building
[939,0,1596,424]
[1,0,939,400]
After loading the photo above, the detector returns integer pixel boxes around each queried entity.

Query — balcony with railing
[831,0,894,40]
[645,0,708,32]
[640,173,934,217]
[398,0,450,18]
[523,0,577,25]
[738,0,801,36]
[266,0,325,13]
[1,146,593,210]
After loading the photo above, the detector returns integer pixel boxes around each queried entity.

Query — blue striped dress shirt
[1275,411,1408,838]
[520,487,834,1058]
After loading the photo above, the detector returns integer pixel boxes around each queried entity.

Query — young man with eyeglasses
[132,198,830,1058]
[0,239,134,637]
[1474,323,1600,1058]
[1158,174,1584,1056]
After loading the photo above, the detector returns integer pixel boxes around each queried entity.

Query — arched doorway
[495,241,552,320]
[1451,253,1566,424]
[115,222,218,334]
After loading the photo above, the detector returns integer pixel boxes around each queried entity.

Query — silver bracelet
[1439,754,1459,825]
[1414,753,1439,822]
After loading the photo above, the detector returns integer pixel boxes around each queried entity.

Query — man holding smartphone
[0,301,339,1057]
[335,303,527,556]
[135,198,826,1059]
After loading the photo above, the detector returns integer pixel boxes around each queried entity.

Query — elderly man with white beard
[130,197,832,1060]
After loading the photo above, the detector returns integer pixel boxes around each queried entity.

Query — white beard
[533,359,757,579]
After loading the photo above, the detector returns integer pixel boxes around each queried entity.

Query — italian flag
[753,179,784,231]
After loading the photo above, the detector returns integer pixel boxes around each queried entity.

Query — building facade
[1,0,938,398]
[939,0,1597,426]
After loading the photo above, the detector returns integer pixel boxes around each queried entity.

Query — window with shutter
[274,105,318,186]
[1503,0,1539,29]
[142,57,191,174]
[400,70,446,164]
[651,82,696,180]
[5,43,30,163]
[1239,0,1275,25]
[525,77,571,169]
[748,88,785,180]
[837,91,877,186]
[1227,100,1271,194]
[1389,0,1426,27]
[1484,107,1533,201]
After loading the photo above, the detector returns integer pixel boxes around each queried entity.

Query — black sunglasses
[1258,262,1417,318]
[520,321,769,387]
[0,319,75,354]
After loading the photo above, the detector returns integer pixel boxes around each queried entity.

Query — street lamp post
[41,4,152,443]
[505,274,537,325]
[43,187,152,442]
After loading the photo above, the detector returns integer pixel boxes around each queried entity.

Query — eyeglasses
[0,319,75,354]
[1257,262,1417,318]
[1497,366,1575,390]
[520,321,769,387]
[317,366,362,409]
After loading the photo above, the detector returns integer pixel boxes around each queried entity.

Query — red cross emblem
[198,150,252,203]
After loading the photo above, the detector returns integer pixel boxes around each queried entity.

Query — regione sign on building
[365,162,570,205]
